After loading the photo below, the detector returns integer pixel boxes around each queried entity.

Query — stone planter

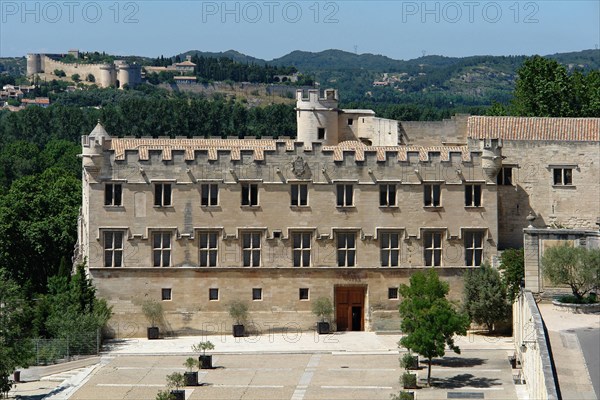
[552,299,600,314]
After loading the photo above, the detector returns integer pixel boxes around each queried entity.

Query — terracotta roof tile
[109,138,472,163]
[468,116,599,141]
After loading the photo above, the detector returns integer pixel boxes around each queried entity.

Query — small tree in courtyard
[398,269,470,386]
[463,263,510,332]
[498,248,524,302]
[542,245,600,302]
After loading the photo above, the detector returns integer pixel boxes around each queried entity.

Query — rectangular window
[241,183,258,206]
[161,288,172,301]
[209,288,219,301]
[553,168,573,186]
[336,184,354,207]
[347,118,353,126]
[242,232,261,267]
[465,231,484,267]
[291,184,308,206]
[379,184,396,207]
[201,183,218,206]
[252,288,262,301]
[465,184,482,207]
[154,183,172,207]
[388,287,399,300]
[497,167,513,185]
[299,288,309,300]
[424,231,443,267]
[337,232,356,267]
[103,231,123,267]
[318,128,325,140]
[380,232,400,267]
[199,232,218,267]
[424,184,441,207]
[292,232,311,267]
[152,232,171,267]
[104,183,122,206]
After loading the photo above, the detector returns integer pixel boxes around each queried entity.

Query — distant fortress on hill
[27,49,142,89]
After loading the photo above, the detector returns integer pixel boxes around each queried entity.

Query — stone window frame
[292,231,312,267]
[299,288,310,301]
[153,182,173,207]
[198,231,219,267]
[379,184,397,208]
[241,231,262,267]
[290,183,309,207]
[423,230,444,267]
[380,231,401,267]
[152,231,172,267]
[200,183,219,207]
[423,183,442,208]
[208,288,219,301]
[464,183,482,208]
[102,230,125,267]
[464,230,485,267]
[551,166,574,187]
[104,183,123,207]
[241,182,259,207]
[496,166,514,186]
[252,287,263,301]
[336,231,357,267]
[336,184,354,208]
[388,287,399,300]
[161,288,172,301]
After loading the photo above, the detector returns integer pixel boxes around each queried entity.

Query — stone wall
[513,290,559,400]
[497,140,599,249]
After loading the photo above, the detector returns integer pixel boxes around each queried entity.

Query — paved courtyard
[66,332,519,400]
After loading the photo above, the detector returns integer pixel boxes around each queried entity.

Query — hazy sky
[1,0,598,60]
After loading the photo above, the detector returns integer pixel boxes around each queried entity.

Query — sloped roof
[89,121,110,139]
[468,116,599,142]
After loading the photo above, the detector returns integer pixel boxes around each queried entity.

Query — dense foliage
[542,245,600,301]
[398,269,470,385]
[499,248,525,302]
[463,264,511,332]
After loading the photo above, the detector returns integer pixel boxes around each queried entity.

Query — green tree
[499,249,524,302]
[398,269,470,385]
[71,74,81,83]
[0,269,33,396]
[86,73,95,83]
[0,168,81,291]
[463,263,510,332]
[542,245,600,301]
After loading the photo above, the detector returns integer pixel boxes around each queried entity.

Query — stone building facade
[78,89,599,337]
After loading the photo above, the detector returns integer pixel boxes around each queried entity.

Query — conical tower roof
[89,120,110,139]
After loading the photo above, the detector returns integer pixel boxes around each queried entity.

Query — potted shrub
[192,341,215,369]
[401,371,418,389]
[312,297,333,334]
[142,299,163,340]
[183,357,198,386]
[391,390,416,400]
[165,372,185,400]
[228,301,248,337]
[155,390,173,400]
[400,352,419,370]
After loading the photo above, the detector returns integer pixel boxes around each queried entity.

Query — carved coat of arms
[291,156,307,178]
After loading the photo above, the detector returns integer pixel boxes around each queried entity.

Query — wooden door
[335,286,365,331]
